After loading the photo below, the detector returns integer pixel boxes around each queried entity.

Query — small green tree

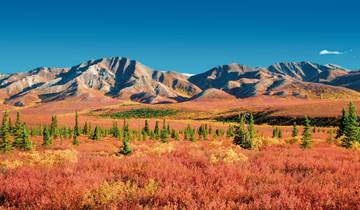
[292,122,299,137]
[190,130,196,142]
[0,111,12,151]
[160,129,169,143]
[154,121,160,138]
[233,113,252,149]
[226,125,234,138]
[336,108,348,138]
[278,129,283,138]
[91,126,101,140]
[22,125,33,150]
[42,127,52,146]
[74,112,80,137]
[15,111,21,133]
[272,127,279,138]
[301,117,312,149]
[72,134,79,146]
[143,119,150,135]
[119,134,132,155]
[342,102,359,148]
[50,115,58,138]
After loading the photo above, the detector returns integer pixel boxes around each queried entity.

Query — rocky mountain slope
[0,57,359,106]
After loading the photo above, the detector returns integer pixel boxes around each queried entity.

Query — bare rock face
[0,58,359,106]
[268,61,348,82]
[1,57,202,105]
[189,62,359,99]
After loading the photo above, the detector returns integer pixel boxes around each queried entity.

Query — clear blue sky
[0,0,359,74]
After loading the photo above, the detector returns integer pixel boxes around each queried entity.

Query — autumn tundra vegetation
[0,103,359,209]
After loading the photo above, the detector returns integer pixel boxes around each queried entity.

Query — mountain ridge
[1,57,360,106]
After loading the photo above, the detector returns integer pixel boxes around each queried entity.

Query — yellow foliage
[209,148,248,164]
[0,159,23,169]
[83,179,158,208]
[351,142,360,151]
[147,142,175,155]
[0,150,78,169]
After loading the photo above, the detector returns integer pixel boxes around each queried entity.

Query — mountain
[327,70,360,91]
[188,62,359,99]
[268,61,348,82]
[0,58,359,106]
[191,88,236,101]
[0,57,201,105]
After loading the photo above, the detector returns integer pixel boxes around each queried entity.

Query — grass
[102,108,179,119]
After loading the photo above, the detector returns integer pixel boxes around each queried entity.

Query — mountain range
[1,57,360,106]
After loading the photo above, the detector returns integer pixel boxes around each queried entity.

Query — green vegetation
[42,127,52,146]
[292,123,298,138]
[103,108,179,119]
[0,111,12,152]
[272,127,283,139]
[301,117,312,149]
[336,102,360,148]
[233,113,257,149]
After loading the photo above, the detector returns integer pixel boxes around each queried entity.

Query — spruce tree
[278,129,283,138]
[226,125,234,138]
[154,121,160,138]
[0,111,12,151]
[301,117,312,149]
[22,125,32,150]
[292,122,299,138]
[50,115,58,137]
[336,108,348,138]
[14,124,32,150]
[190,130,196,142]
[13,123,24,148]
[15,111,21,132]
[162,119,166,130]
[74,112,80,137]
[272,127,279,138]
[83,122,89,135]
[92,126,101,140]
[119,134,132,155]
[233,113,252,149]
[160,129,169,143]
[42,127,52,146]
[72,134,79,146]
[143,120,150,135]
[342,102,359,148]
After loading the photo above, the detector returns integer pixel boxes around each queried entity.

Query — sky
[0,0,359,74]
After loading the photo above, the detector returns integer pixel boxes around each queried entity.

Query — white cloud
[182,73,195,77]
[319,49,344,55]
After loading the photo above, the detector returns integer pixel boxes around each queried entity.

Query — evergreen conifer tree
[143,119,150,135]
[0,111,12,151]
[74,112,80,137]
[154,121,160,137]
[336,108,348,138]
[42,127,52,146]
[119,134,132,155]
[92,126,101,140]
[233,113,252,149]
[292,122,299,138]
[342,102,360,148]
[15,111,21,132]
[301,117,312,149]
[72,133,79,145]
[50,115,58,137]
